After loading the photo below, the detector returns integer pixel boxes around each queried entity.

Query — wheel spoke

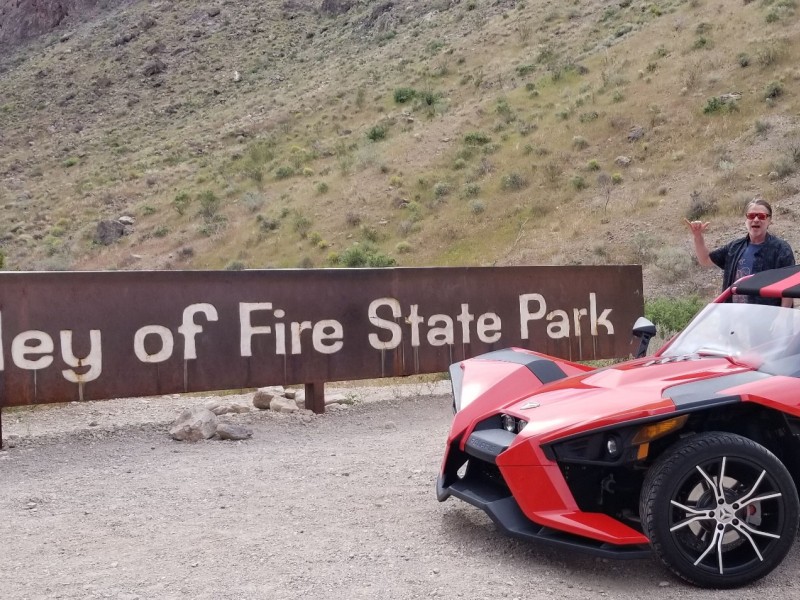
[736,520,781,540]
[696,460,726,503]
[731,522,765,562]
[670,513,712,533]
[670,499,707,515]
[740,492,782,509]
[735,469,767,505]
[693,524,724,567]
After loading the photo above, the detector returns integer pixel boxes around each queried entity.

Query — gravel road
[2,385,800,600]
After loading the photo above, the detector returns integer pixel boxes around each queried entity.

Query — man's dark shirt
[709,233,795,305]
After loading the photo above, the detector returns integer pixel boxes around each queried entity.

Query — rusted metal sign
[0,266,642,411]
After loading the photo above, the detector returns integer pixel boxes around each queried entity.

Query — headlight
[501,414,516,432]
[500,414,527,434]
[605,435,621,458]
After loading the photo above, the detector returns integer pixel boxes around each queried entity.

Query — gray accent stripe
[476,349,567,384]
[663,371,771,409]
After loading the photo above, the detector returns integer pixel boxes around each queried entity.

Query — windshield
[660,303,800,376]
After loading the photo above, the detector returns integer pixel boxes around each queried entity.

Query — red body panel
[442,351,760,546]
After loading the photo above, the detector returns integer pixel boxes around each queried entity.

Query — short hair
[746,198,772,217]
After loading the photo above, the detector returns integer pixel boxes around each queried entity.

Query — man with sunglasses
[686,198,795,307]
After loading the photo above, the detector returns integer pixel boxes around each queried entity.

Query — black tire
[640,432,799,588]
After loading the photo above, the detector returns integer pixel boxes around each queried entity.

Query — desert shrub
[366,124,387,141]
[225,260,247,271]
[243,192,265,212]
[198,215,227,237]
[771,157,796,178]
[394,87,416,103]
[703,97,724,114]
[501,172,528,191]
[345,212,362,227]
[686,190,717,220]
[153,225,169,238]
[463,183,481,197]
[645,296,705,336]
[764,81,784,100]
[587,159,600,171]
[0,250,4,269]
[331,243,396,267]
[274,165,295,179]
[316,182,329,194]
[172,192,192,216]
[516,64,536,76]
[197,190,220,219]
[572,136,589,149]
[433,181,451,197]
[611,172,623,184]
[755,119,772,135]
[464,131,491,145]
[570,175,587,190]
[737,52,751,67]
[256,214,279,232]
[292,213,312,238]
[360,225,382,243]
[395,241,413,254]
[469,200,485,214]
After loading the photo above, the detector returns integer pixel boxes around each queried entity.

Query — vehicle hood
[504,356,759,443]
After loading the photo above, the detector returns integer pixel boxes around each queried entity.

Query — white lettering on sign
[178,303,218,360]
[519,293,614,339]
[134,325,174,363]
[0,290,619,397]
[12,330,54,370]
[367,299,505,349]
[239,302,344,356]
[60,330,102,383]
[368,298,402,350]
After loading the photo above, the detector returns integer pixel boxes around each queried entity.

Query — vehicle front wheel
[640,432,799,588]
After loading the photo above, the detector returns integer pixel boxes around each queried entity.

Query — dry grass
[0,0,798,299]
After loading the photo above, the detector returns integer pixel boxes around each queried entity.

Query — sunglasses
[746,212,770,221]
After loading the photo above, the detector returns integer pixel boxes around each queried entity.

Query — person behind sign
[685,198,795,307]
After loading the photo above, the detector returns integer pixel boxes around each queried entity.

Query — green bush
[645,296,705,336]
[172,191,191,215]
[197,190,220,219]
[764,81,784,100]
[464,131,491,145]
[275,165,295,179]
[331,243,396,268]
[500,172,528,191]
[394,87,417,103]
[366,125,387,141]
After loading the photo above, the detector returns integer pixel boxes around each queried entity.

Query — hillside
[1,0,799,301]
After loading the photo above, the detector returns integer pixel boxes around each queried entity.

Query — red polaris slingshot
[437,266,800,588]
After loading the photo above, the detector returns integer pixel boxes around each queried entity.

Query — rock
[614,156,632,167]
[627,125,645,142]
[169,407,218,442]
[118,215,135,226]
[325,393,348,405]
[284,389,297,399]
[270,397,299,413]
[204,400,248,415]
[95,220,125,245]
[252,386,285,409]
[143,59,167,77]
[216,423,252,441]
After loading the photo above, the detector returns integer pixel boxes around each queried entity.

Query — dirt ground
[2,385,800,600]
